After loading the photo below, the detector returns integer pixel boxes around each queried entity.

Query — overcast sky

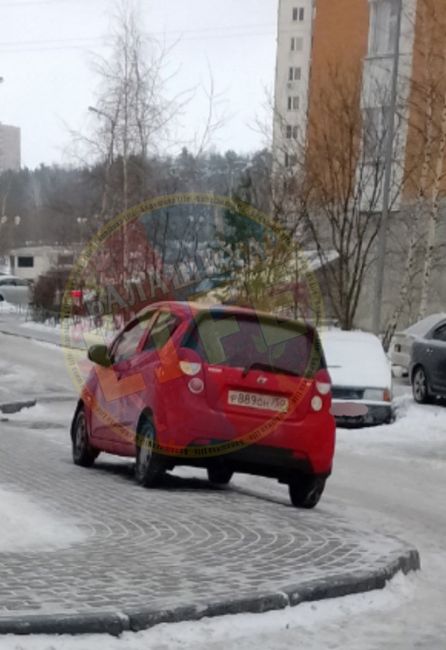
[0,0,278,169]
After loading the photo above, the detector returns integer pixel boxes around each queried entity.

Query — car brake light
[179,361,202,376]
[383,388,392,402]
[311,396,323,412]
[316,381,331,395]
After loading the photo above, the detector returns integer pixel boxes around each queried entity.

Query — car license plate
[228,390,288,413]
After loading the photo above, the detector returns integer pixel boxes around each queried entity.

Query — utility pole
[372,0,404,335]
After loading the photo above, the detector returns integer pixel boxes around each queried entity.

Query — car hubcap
[137,424,154,474]
[414,371,426,401]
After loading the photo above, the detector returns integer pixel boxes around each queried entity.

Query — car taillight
[316,381,331,395]
[179,361,202,376]
[383,388,392,402]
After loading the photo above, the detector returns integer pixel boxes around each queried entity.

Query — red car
[71,302,335,508]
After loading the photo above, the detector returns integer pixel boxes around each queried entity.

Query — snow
[21,320,61,333]
[0,300,19,315]
[321,329,391,390]
[0,486,85,553]
[336,393,446,462]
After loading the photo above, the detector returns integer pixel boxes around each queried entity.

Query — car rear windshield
[183,312,325,377]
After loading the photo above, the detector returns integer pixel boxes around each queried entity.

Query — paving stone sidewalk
[0,406,420,635]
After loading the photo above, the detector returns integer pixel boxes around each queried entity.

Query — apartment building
[273,0,446,202]
[0,123,21,172]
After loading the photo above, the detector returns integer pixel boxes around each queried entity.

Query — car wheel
[289,475,326,509]
[72,408,99,467]
[135,412,166,488]
[207,465,233,485]
[412,366,432,404]
[0,294,4,302]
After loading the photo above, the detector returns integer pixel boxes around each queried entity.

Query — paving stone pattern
[0,408,419,633]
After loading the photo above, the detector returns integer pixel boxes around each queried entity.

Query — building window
[292,6,305,21]
[288,66,302,81]
[285,153,298,168]
[369,0,399,55]
[285,125,299,139]
[288,96,300,111]
[291,37,303,52]
[17,256,34,268]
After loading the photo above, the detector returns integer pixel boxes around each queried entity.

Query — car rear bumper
[183,441,331,481]
[157,399,335,475]
[332,400,393,428]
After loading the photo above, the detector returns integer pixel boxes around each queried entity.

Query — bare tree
[276,67,394,330]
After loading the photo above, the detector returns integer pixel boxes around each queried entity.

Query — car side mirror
[88,344,112,367]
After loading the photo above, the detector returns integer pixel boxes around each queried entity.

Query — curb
[0,547,420,636]
[0,400,37,415]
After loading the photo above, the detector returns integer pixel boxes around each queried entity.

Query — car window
[183,312,325,377]
[112,311,158,363]
[432,323,446,342]
[0,278,12,286]
[143,310,180,351]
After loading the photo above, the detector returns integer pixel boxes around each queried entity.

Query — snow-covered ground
[0,333,445,649]
[0,486,85,553]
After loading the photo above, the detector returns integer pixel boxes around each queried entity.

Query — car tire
[135,412,166,488]
[72,408,99,467]
[0,294,3,302]
[207,465,234,485]
[412,366,432,404]
[289,474,326,509]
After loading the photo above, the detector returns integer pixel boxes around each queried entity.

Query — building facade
[0,123,21,172]
[272,0,446,330]
[273,0,446,199]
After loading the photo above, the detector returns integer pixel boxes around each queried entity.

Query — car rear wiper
[241,361,299,378]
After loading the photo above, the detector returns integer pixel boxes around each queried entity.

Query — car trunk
[182,311,326,422]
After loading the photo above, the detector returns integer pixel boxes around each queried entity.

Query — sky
[0,0,278,169]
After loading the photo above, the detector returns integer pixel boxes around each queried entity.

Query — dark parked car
[411,318,446,403]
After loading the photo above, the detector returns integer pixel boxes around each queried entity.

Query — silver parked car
[0,275,31,306]
[390,313,446,375]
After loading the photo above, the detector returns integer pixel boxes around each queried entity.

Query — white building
[9,245,76,282]
[272,0,314,169]
[0,123,21,172]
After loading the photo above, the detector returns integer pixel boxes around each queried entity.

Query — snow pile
[0,486,85,552]
[337,393,446,461]
[0,300,20,315]
[21,319,61,333]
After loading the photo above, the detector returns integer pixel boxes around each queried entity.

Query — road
[0,332,445,649]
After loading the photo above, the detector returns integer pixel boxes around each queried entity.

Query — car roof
[320,329,382,347]
[136,301,315,330]
[402,313,446,336]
